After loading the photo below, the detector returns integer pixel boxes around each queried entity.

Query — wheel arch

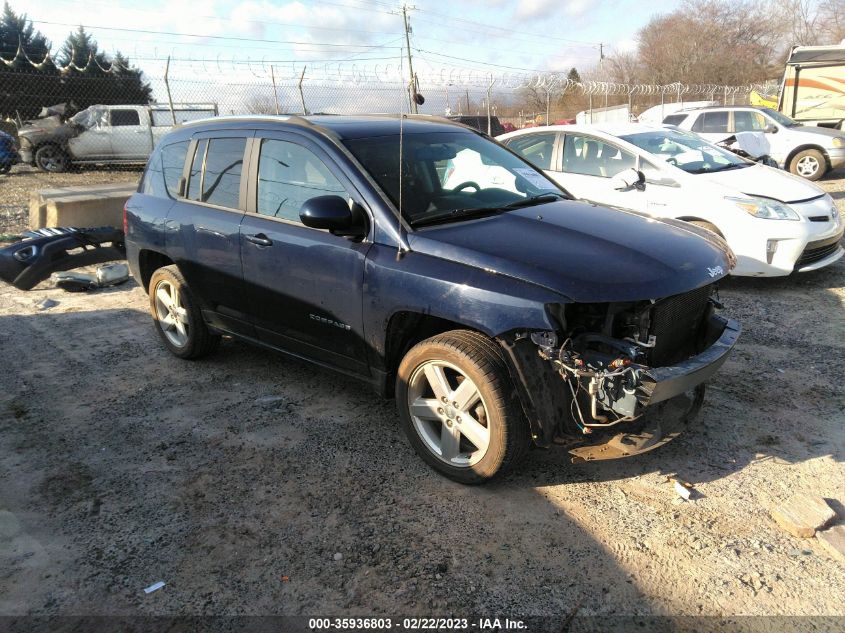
[676,216,725,238]
[383,311,485,390]
[137,249,175,293]
[785,144,830,170]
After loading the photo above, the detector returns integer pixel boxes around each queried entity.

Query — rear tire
[34,145,69,173]
[396,330,529,484]
[0,163,11,174]
[148,265,220,359]
[789,149,825,181]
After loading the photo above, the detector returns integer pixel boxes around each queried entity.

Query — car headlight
[832,137,845,148]
[726,196,800,220]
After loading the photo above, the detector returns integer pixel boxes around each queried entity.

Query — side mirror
[611,168,645,191]
[300,195,365,237]
[764,124,778,134]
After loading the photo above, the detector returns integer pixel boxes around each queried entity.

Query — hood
[701,163,825,203]
[408,200,732,303]
[790,125,845,142]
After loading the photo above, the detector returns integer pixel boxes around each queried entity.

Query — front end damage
[500,283,740,462]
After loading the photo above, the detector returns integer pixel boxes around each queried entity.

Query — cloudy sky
[13,0,679,79]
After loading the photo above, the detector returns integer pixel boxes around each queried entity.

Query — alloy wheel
[796,155,820,178]
[153,279,190,347]
[407,360,491,467]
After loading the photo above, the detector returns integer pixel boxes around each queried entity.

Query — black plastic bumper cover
[0,227,125,290]
[638,315,741,406]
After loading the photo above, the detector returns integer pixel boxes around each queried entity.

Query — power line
[415,49,587,74]
[30,20,404,50]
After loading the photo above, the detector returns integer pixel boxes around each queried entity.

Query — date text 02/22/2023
[307,618,527,630]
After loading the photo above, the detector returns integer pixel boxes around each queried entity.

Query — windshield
[620,129,750,174]
[343,130,566,227]
[760,107,799,127]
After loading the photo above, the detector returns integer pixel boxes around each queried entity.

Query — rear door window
[185,138,246,209]
[505,132,558,170]
[201,138,246,209]
[186,139,207,202]
[562,134,635,177]
[691,111,729,133]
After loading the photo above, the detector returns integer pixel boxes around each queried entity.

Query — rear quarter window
[663,114,688,125]
[141,140,189,199]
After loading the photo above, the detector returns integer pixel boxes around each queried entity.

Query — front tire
[148,265,220,359]
[789,149,826,181]
[34,145,69,173]
[396,330,529,484]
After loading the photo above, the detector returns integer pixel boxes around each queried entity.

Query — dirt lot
[0,167,843,624]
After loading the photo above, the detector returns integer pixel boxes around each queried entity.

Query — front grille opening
[796,240,842,268]
[647,285,712,366]
[808,215,830,222]
[562,284,714,369]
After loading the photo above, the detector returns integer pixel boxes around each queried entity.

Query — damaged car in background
[17,102,217,172]
[124,115,740,484]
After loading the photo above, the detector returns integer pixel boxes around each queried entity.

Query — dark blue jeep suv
[125,114,740,483]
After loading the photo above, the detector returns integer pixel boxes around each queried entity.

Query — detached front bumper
[568,315,740,462]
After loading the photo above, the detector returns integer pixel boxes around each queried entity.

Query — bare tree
[245,93,279,115]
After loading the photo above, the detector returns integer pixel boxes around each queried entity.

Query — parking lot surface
[0,170,843,618]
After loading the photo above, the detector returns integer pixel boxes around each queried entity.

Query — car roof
[177,113,472,140]
[675,105,768,113]
[503,122,667,138]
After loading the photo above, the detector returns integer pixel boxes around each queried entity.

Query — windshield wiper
[411,193,566,229]
[691,163,750,174]
[499,192,568,209]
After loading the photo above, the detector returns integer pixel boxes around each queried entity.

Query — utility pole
[401,4,418,113]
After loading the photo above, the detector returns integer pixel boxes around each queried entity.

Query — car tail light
[123,203,128,235]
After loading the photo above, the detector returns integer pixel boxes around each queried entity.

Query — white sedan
[489,124,843,277]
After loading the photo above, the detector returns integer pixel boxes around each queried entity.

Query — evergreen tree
[0,5,151,118]
[0,1,49,61]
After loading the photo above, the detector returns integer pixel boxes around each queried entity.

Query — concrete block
[771,495,835,538]
[817,525,845,563]
[29,183,137,230]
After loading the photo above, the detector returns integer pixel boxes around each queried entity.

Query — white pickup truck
[18,103,218,172]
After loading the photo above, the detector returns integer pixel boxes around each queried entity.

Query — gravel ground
[0,169,843,624]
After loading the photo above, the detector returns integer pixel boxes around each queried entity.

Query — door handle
[244,233,273,247]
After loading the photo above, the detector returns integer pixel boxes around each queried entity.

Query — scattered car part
[53,262,130,292]
[0,226,125,291]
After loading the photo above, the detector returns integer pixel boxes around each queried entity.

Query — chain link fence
[0,54,781,170]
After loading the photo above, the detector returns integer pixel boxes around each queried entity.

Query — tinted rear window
[141,141,188,199]
[111,109,140,126]
[201,138,246,209]
[691,111,729,133]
